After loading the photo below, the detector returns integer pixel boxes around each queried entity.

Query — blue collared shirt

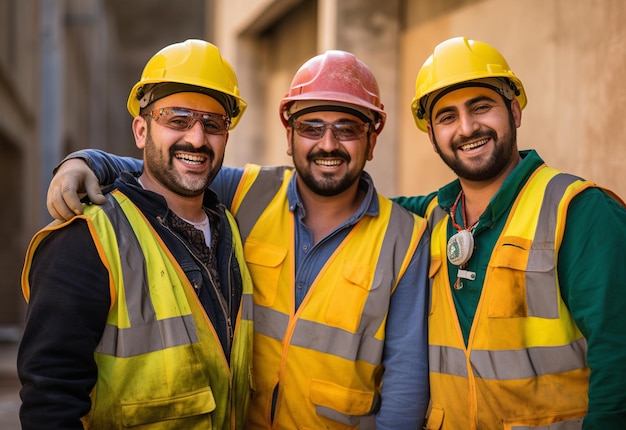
[212,165,430,429]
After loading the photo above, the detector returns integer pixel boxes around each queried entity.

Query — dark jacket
[18,172,244,429]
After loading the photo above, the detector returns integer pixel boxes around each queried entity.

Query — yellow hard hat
[127,39,247,128]
[410,37,527,132]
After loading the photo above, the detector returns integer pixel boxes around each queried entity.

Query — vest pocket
[324,262,377,332]
[120,387,216,427]
[243,238,287,307]
[488,236,557,319]
[488,237,532,318]
[309,379,375,426]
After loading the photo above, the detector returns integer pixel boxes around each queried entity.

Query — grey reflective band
[240,292,254,322]
[315,406,376,428]
[526,173,581,318]
[254,304,384,364]
[95,195,199,357]
[96,314,199,358]
[511,417,583,429]
[234,166,294,242]
[429,337,587,380]
[99,196,155,326]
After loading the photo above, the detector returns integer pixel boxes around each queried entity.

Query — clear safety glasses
[142,107,231,135]
[291,119,371,141]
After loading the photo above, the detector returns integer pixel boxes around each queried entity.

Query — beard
[292,137,366,197]
[144,130,221,197]
[432,113,517,182]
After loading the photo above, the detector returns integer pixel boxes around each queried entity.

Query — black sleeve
[17,220,111,429]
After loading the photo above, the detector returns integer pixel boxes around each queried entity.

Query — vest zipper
[158,217,233,355]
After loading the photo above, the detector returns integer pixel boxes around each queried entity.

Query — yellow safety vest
[425,167,594,430]
[22,190,253,429]
[230,164,425,429]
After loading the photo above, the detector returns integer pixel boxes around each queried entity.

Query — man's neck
[138,173,206,223]
[297,179,365,244]
[458,152,522,226]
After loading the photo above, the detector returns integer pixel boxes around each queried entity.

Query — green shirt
[393,149,626,428]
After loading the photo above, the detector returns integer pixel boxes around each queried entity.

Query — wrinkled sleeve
[558,188,626,429]
[18,221,111,429]
[376,227,430,429]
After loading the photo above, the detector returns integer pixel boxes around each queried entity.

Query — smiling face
[427,86,522,183]
[286,110,376,198]
[133,92,229,197]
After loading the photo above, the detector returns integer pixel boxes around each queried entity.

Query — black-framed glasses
[291,119,371,141]
[142,107,231,135]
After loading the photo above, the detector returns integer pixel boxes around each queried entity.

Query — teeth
[176,153,205,165]
[460,138,489,151]
[315,159,342,167]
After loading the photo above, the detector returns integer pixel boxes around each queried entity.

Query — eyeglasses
[291,119,371,141]
[142,107,231,135]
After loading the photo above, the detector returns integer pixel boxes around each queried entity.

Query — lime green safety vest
[22,190,253,429]
[425,167,595,430]
[230,164,426,429]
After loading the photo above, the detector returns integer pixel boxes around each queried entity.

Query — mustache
[307,150,351,162]
[454,129,497,147]
[169,143,214,158]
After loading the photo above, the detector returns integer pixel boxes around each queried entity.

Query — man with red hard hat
[46,50,430,429]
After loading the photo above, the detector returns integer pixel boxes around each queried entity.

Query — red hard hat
[279,50,386,133]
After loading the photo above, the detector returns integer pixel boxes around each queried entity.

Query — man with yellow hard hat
[395,36,626,429]
[18,40,253,429]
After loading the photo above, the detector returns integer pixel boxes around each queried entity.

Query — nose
[316,126,341,151]
[185,119,208,146]
[458,111,480,137]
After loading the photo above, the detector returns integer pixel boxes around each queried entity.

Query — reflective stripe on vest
[429,337,587,378]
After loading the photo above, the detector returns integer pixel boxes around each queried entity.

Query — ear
[366,132,377,161]
[133,116,148,150]
[427,124,438,154]
[511,99,522,128]
[286,127,294,156]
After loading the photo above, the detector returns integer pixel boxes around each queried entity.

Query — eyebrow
[433,94,499,120]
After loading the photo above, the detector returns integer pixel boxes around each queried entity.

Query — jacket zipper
[158,216,234,354]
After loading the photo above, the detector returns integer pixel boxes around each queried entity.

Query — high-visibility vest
[22,190,253,429]
[425,166,595,430]
[231,164,426,429]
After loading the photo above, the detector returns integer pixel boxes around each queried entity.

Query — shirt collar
[286,170,379,221]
